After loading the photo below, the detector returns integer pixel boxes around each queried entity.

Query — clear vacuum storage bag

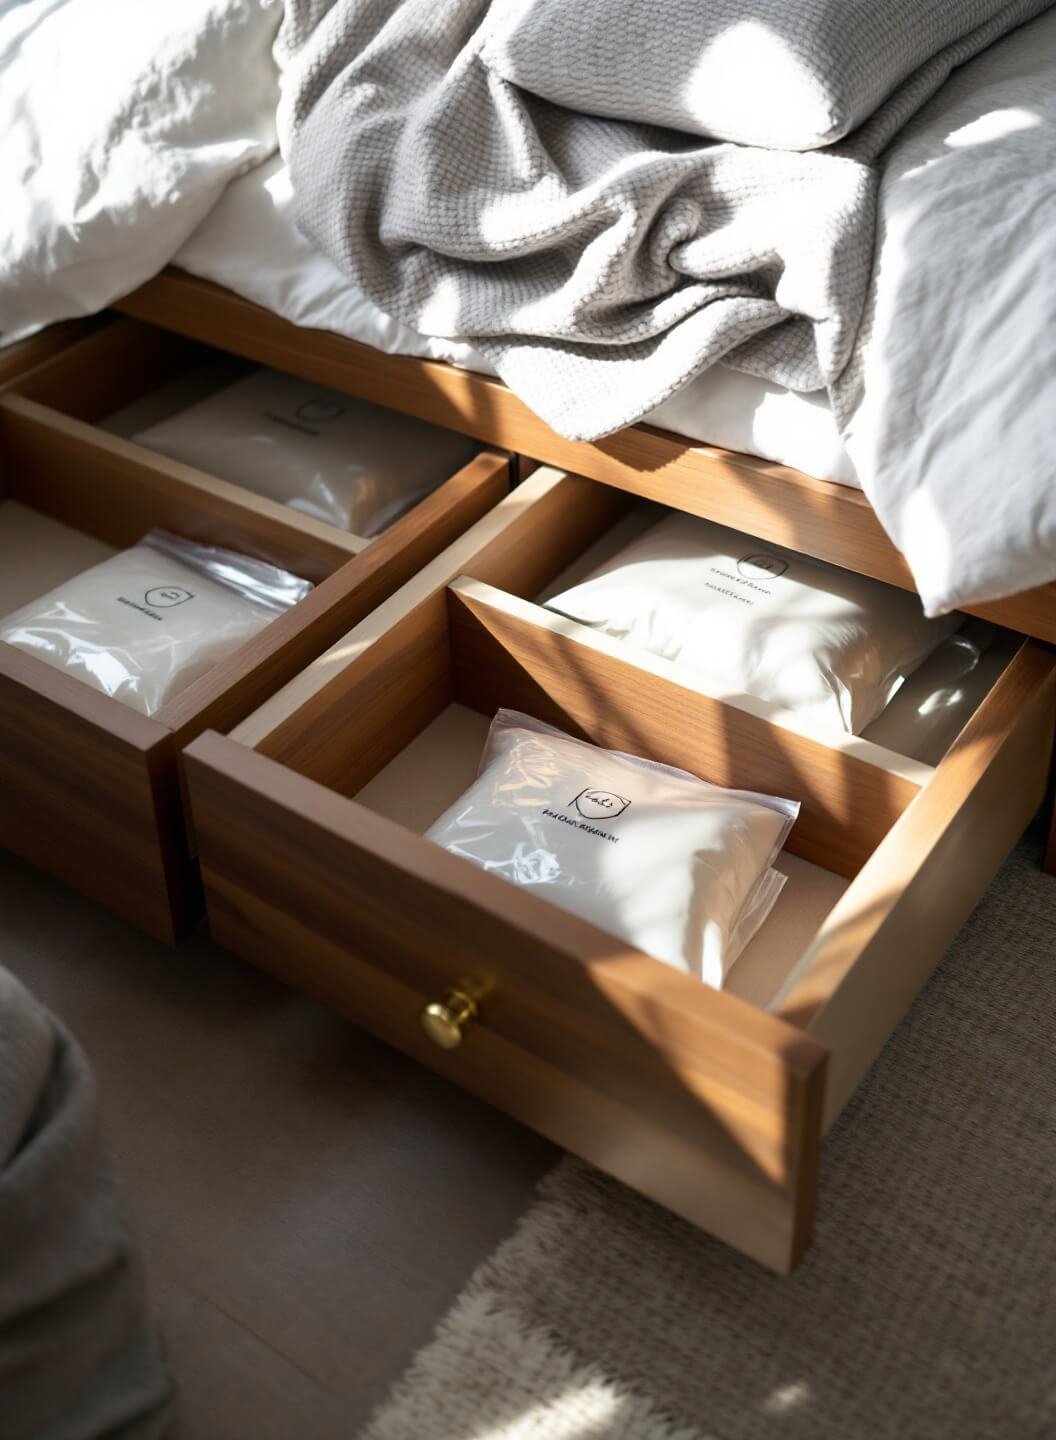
[133,368,479,536]
[0,530,312,716]
[425,710,800,988]
[546,513,961,734]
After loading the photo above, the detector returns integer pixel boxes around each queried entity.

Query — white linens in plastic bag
[425,710,799,988]
[0,530,312,716]
[547,512,960,734]
[133,368,479,536]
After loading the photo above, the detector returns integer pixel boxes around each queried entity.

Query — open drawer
[0,317,510,942]
[183,467,1056,1272]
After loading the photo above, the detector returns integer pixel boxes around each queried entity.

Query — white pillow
[0,530,311,716]
[134,369,479,536]
[546,512,959,735]
[426,710,798,988]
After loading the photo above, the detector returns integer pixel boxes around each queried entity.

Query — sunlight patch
[945,108,1039,148]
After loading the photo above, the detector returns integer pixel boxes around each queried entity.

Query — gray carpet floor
[364,824,1056,1440]
[0,850,555,1438]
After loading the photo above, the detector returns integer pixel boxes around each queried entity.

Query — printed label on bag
[572,789,630,820]
[145,586,194,608]
[704,551,790,605]
[737,553,788,581]
[264,395,347,438]
[115,585,196,622]
[541,788,631,843]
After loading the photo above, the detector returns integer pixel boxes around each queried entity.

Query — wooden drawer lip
[0,642,169,750]
[185,727,829,1274]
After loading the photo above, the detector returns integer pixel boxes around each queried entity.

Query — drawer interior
[241,465,1026,783]
[236,549,1051,1030]
[246,571,935,999]
[354,699,851,1012]
[0,319,510,741]
[4,314,483,552]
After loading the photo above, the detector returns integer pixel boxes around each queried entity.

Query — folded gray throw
[282,0,1051,441]
[0,966,171,1440]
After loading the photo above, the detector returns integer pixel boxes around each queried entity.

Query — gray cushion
[481,0,1030,149]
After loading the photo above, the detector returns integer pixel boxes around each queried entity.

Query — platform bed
[2,278,1051,1274]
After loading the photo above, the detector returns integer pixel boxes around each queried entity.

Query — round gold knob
[420,987,478,1050]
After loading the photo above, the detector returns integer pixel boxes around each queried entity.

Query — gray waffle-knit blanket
[281,0,1050,442]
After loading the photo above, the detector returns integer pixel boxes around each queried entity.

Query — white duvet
[0,0,281,343]
[838,8,1056,615]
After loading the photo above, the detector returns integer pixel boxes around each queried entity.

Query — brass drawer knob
[420,987,479,1050]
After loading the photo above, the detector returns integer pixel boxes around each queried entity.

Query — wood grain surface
[777,641,1056,1124]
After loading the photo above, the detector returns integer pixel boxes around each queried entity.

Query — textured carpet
[362,825,1056,1440]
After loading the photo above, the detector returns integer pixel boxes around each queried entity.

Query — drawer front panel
[186,731,829,1274]
[0,648,194,942]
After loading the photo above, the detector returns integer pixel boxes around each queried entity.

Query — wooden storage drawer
[183,466,1056,1272]
[0,318,510,942]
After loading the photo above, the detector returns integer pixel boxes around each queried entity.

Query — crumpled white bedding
[836,7,1056,615]
[0,0,282,344]
[175,155,858,488]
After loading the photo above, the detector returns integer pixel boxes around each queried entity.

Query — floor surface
[0,851,556,1438]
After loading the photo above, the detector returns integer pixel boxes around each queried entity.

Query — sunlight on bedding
[681,20,819,138]
[945,107,1039,147]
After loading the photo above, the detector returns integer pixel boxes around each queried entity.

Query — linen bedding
[282,0,1056,615]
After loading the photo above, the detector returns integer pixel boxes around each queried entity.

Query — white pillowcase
[426,710,798,988]
[547,512,960,735]
[134,369,479,536]
[0,530,311,716]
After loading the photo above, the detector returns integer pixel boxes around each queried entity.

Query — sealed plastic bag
[0,530,312,716]
[425,710,799,988]
[133,368,479,536]
[546,513,960,734]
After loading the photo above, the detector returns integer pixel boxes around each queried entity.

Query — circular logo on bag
[737,552,788,580]
[572,789,631,821]
[296,397,345,424]
[145,586,194,608]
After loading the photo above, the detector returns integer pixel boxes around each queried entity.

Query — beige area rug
[362,826,1056,1440]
